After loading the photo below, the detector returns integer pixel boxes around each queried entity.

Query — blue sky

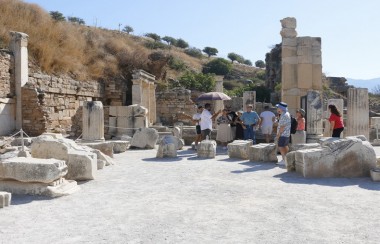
[23,0,380,80]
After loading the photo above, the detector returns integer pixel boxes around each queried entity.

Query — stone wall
[0,50,14,98]
[156,87,196,126]
[22,73,104,136]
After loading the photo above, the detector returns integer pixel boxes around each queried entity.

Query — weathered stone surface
[291,131,306,145]
[111,140,130,153]
[370,168,380,182]
[91,149,114,168]
[130,128,159,149]
[377,156,380,167]
[0,191,11,208]
[197,140,217,158]
[79,141,114,158]
[82,101,105,141]
[295,136,377,178]
[66,151,97,181]
[156,135,178,158]
[0,179,79,197]
[286,151,296,171]
[31,136,98,181]
[249,143,277,162]
[289,143,320,152]
[0,157,67,183]
[10,138,32,147]
[346,88,369,140]
[228,140,253,159]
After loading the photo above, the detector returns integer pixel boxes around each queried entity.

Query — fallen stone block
[197,140,217,158]
[156,135,178,158]
[79,141,114,158]
[249,143,277,162]
[0,191,11,208]
[130,128,159,149]
[0,179,79,197]
[66,151,97,181]
[289,143,320,152]
[0,158,67,183]
[295,137,377,178]
[286,151,296,172]
[111,140,130,153]
[228,140,253,159]
[91,149,115,168]
[370,168,380,182]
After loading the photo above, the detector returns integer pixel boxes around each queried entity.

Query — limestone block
[79,141,114,158]
[109,106,118,116]
[91,149,114,167]
[0,158,67,183]
[108,117,117,135]
[228,140,253,159]
[249,143,277,162]
[111,140,130,153]
[280,29,297,38]
[156,136,178,158]
[0,191,11,208]
[197,140,217,158]
[31,137,70,161]
[289,142,320,152]
[286,151,296,171]
[130,128,159,149]
[281,17,297,29]
[66,151,97,181]
[291,131,306,145]
[0,179,79,197]
[41,132,64,139]
[370,168,380,182]
[295,137,377,178]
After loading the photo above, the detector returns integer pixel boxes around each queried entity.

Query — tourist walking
[192,105,203,148]
[275,102,291,166]
[240,104,261,144]
[216,109,234,149]
[259,105,276,143]
[328,104,344,137]
[200,103,221,140]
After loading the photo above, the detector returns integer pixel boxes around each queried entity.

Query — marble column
[9,32,29,130]
[83,101,105,141]
[306,90,323,142]
[346,88,369,139]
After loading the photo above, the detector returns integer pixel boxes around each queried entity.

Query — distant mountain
[346,78,380,92]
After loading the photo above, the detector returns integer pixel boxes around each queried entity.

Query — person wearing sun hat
[275,102,291,166]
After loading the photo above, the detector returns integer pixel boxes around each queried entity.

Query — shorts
[261,125,273,135]
[201,129,211,139]
[278,136,290,147]
[196,125,201,135]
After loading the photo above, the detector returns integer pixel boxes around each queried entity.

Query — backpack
[290,116,298,134]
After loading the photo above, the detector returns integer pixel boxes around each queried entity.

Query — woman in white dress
[216,109,234,149]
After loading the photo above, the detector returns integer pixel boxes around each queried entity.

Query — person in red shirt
[328,104,344,137]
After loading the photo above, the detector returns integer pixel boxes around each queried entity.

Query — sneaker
[276,160,285,166]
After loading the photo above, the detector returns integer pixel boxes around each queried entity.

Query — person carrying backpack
[275,102,291,166]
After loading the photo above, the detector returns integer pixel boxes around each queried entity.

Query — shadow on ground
[10,194,53,205]
[231,161,277,174]
[274,171,380,191]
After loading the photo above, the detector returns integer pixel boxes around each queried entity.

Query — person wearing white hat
[275,102,291,166]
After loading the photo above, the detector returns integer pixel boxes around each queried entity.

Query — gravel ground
[1,146,380,244]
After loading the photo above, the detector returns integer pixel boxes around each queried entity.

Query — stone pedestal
[346,88,369,140]
[156,135,179,158]
[0,191,11,208]
[227,140,253,159]
[197,140,217,158]
[82,101,104,141]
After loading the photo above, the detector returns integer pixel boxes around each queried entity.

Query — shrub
[175,71,216,92]
[168,56,187,71]
[255,60,265,68]
[184,47,203,59]
[144,41,168,50]
[144,33,161,42]
[175,38,189,48]
[227,52,244,63]
[203,58,232,75]
[203,47,218,57]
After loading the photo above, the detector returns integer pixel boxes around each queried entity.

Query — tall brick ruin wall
[0,50,14,98]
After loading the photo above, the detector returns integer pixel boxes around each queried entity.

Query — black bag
[290,116,298,134]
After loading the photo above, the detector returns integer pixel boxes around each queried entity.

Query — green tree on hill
[202,47,218,57]
[67,16,85,25]
[227,52,244,63]
[145,33,161,42]
[122,25,134,34]
[162,36,177,46]
[185,47,203,58]
[175,38,189,48]
[49,11,65,22]
[255,60,265,68]
[244,59,253,66]
[177,71,216,92]
[203,58,232,75]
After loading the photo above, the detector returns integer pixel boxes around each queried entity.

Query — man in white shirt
[192,105,203,147]
[259,105,276,143]
[200,103,221,140]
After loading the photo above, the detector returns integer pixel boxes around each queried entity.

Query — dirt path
[1,147,380,244]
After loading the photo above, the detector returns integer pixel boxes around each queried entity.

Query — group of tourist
[192,101,345,165]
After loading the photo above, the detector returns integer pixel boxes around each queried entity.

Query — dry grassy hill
[0,0,262,92]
